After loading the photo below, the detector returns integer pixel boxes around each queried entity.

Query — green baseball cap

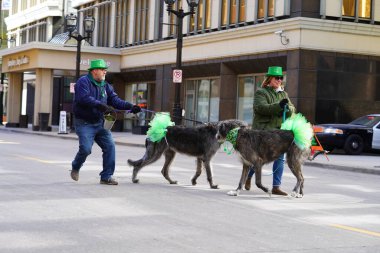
[88,59,108,71]
[266,66,283,77]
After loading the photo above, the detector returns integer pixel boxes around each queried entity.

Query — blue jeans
[72,118,116,180]
[247,153,285,186]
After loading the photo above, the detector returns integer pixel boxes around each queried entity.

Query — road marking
[15,155,56,164]
[0,140,19,144]
[331,224,380,237]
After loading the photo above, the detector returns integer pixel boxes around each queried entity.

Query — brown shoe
[70,170,79,181]
[100,177,118,185]
[271,186,288,196]
[244,177,252,191]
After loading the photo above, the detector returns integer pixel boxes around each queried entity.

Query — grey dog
[127,120,247,189]
[217,121,310,197]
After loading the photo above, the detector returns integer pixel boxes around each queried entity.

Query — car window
[350,116,380,127]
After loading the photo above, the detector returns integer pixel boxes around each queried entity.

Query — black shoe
[100,177,118,185]
[70,170,79,181]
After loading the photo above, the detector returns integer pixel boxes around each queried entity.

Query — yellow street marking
[15,155,55,164]
[331,224,380,237]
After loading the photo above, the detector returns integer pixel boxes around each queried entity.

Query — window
[189,0,211,32]
[12,0,18,14]
[221,0,246,26]
[134,0,150,43]
[97,3,112,47]
[342,0,371,19]
[185,78,220,126]
[258,0,274,19]
[115,0,130,47]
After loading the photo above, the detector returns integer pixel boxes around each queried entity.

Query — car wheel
[343,134,364,155]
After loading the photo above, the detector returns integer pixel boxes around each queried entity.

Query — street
[0,131,379,253]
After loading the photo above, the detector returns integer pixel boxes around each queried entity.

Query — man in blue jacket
[70,59,141,185]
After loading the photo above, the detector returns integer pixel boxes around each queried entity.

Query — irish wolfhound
[127,119,247,189]
[217,115,312,197]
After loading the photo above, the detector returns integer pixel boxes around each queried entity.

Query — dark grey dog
[127,120,247,189]
[217,121,310,197]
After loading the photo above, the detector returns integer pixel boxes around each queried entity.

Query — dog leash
[113,108,205,125]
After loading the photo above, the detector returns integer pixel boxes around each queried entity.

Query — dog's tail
[146,113,175,142]
[281,113,313,150]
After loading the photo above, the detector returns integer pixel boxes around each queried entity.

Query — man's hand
[97,103,112,113]
[279,99,289,109]
[131,105,141,114]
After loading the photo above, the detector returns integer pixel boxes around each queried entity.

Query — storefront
[0,42,120,131]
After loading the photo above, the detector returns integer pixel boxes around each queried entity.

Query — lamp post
[164,0,199,125]
[65,13,95,82]
[65,14,95,131]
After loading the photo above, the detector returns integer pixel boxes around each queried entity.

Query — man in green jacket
[245,66,295,195]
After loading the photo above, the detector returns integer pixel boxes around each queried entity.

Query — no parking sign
[173,69,182,83]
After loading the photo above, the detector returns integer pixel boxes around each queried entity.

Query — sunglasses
[273,76,283,81]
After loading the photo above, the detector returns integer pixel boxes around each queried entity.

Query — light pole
[65,13,95,82]
[65,14,95,131]
[164,0,199,125]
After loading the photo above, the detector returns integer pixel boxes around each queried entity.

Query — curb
[305,162,380,175]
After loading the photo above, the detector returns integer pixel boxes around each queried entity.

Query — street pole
[166,7,194,125]
[173,9,184,126]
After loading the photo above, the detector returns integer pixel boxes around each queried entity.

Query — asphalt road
[0,131,379,253]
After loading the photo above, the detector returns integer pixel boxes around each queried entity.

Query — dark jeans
[247,153,285,186]
[72,118,116,180]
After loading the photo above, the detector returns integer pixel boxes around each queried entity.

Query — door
[372,121,380,149]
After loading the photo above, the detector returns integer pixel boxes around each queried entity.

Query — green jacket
[252,86,295,130]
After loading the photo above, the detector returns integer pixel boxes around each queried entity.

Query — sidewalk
[1,124,379,175]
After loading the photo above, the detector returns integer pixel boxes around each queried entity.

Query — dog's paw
[211,184,219,189]
[169,181,178,184]
[227,190,239,196]
[132,179,139,184]
[291,191,303,198]
[191,180,197,186]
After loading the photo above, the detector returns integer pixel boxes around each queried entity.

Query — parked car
[314,114,380,155]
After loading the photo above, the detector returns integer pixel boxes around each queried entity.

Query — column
[219,63,237,120]
[33,68,53,131]
[5,72,23,127]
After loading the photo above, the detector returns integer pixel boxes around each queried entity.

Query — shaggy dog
[127,119,248,189]
[217,119,311,197]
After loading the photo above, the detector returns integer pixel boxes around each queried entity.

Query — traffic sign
[173,69,182,83]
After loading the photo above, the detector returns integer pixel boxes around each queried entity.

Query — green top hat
[88,59,108,71]
[266,66,283,77]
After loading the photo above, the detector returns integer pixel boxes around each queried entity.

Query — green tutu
[281,113,313,150]
[147,113,175,142]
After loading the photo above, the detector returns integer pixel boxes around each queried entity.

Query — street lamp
[65,13,95,81]
[164,0,199,125]
[65,13,95,131]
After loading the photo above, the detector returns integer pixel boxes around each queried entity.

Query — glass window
[342,0,371,18]
[197,80,210,123]
[190,0,211,32]
[258,0,274,19]
[210,79,220,122]
[239,0,246,23]
[221,0,228,26]
[115,0,130,47]
[132,83,149,126]
[237,76,254,124]
[185,78,219,125]
[358,0,371,18]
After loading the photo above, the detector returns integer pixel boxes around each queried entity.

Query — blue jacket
[73,74,133,123]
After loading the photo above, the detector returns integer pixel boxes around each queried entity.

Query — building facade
[1,0,380,131]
